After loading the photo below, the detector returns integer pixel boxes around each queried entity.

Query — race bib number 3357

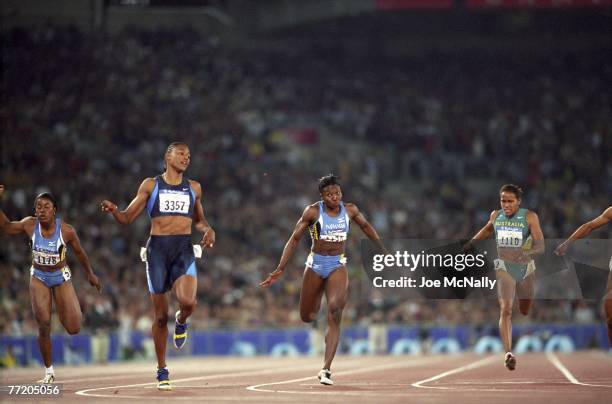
[159,193,190,214]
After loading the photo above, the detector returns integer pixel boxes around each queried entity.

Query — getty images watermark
[360,239,612,300]
[371,249,495,290]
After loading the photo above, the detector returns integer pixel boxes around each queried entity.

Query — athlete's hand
[88,273,102,293]
[554,241,570,256]
[100,200,118,213]
[0,184,5,197]
[260,268,284,288]
[201,228,215,248]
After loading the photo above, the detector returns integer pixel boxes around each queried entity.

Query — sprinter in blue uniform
[101,142,215,391]
[469,184,544,371]
[0,185,101,384]
[260,174,384,386]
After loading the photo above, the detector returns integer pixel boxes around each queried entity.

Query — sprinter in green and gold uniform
[470,184,544,371]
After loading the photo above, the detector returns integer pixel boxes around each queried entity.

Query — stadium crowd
[1,24,610,339]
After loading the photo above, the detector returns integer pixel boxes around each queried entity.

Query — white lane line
[75,362,322,398]
[247,356,446,394]
[411,356,497,390]
[546,352,612,388]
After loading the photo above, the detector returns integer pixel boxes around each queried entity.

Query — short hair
[165,141,188,156]
[163,142,189,170]
[499,184,523,199]
[318,174,340,193]
[34,192,58,211]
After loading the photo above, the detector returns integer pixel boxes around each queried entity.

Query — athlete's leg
[173,274,197,324]
[299,267,326,323]
[323,266,348,371]
[53,281,82,335]
[604,272,612,346]
[516,272,535,316]
[30,277,53,367]
[496,270,517,354]
[150,293,169,369]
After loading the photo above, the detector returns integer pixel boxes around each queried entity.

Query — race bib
[159,192,190,214]
[61,267,72,281]
[32,250,60,266]
[497,229,523,248]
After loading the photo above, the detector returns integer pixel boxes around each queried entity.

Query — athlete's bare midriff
[150,215,193,235]
[32,260,67,272]
[312,239,345,256]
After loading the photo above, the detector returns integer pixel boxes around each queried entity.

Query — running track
[1,352,610,403]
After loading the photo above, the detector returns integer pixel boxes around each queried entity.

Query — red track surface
[1,352,611,403]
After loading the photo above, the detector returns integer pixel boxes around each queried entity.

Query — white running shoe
[317,368,333,385]
[38,373,55,384]
[504,352,516,371]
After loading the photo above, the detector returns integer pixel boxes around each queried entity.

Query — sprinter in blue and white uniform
[469,184,544,371]
[101,142,215,391]
[260,174,385,386]
[556,206,612,346]
[0,185,101,384]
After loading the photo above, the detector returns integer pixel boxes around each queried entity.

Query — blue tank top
[146,175,196,219]
[30,218,66,267]
[308,201,350,243]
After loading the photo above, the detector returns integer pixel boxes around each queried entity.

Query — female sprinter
[0,185,101,383]
[260,174,385,385]
[469,184,544,371]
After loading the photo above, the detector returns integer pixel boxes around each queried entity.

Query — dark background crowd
[1,4,611,337]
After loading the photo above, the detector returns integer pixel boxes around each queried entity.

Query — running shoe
[317,368,333,385]
[157,367,172,391]
[504,352,516,371]
[37,373,55,384]
[173,310,189,350]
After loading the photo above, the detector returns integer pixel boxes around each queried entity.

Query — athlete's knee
[66,324,80,335]
[499,305,512,318]
[154,313,169,328]
[519,300,531,316]
[327,301,345,323]
[300,309,317,323]
[38,323,51,338]
[179,298,197,313]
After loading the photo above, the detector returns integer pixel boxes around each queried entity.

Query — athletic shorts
[30,266,71,288]
[144,235,196,294]
[494,258,535,282]
[305,252,346,279]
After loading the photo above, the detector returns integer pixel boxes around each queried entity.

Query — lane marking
[247,356,447,394]
[411,356,497,389]
[546,352,612,388]
[76,362,324,398]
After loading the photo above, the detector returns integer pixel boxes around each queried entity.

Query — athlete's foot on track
[37,373,55,384]
[156,367,172,391]
[505,352,516,371]
[317,368,333,385]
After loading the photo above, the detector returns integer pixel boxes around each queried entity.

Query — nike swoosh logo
[182,188,188,191]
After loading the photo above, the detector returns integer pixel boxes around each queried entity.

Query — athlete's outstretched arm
[555,206,612,255]
[0,185,34,236]
[472,210,497,241]
[62,223,101,292]
[190,180,215,248]
[100,178,154,225]
[260,205,318,287]
[345,203,387,253]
